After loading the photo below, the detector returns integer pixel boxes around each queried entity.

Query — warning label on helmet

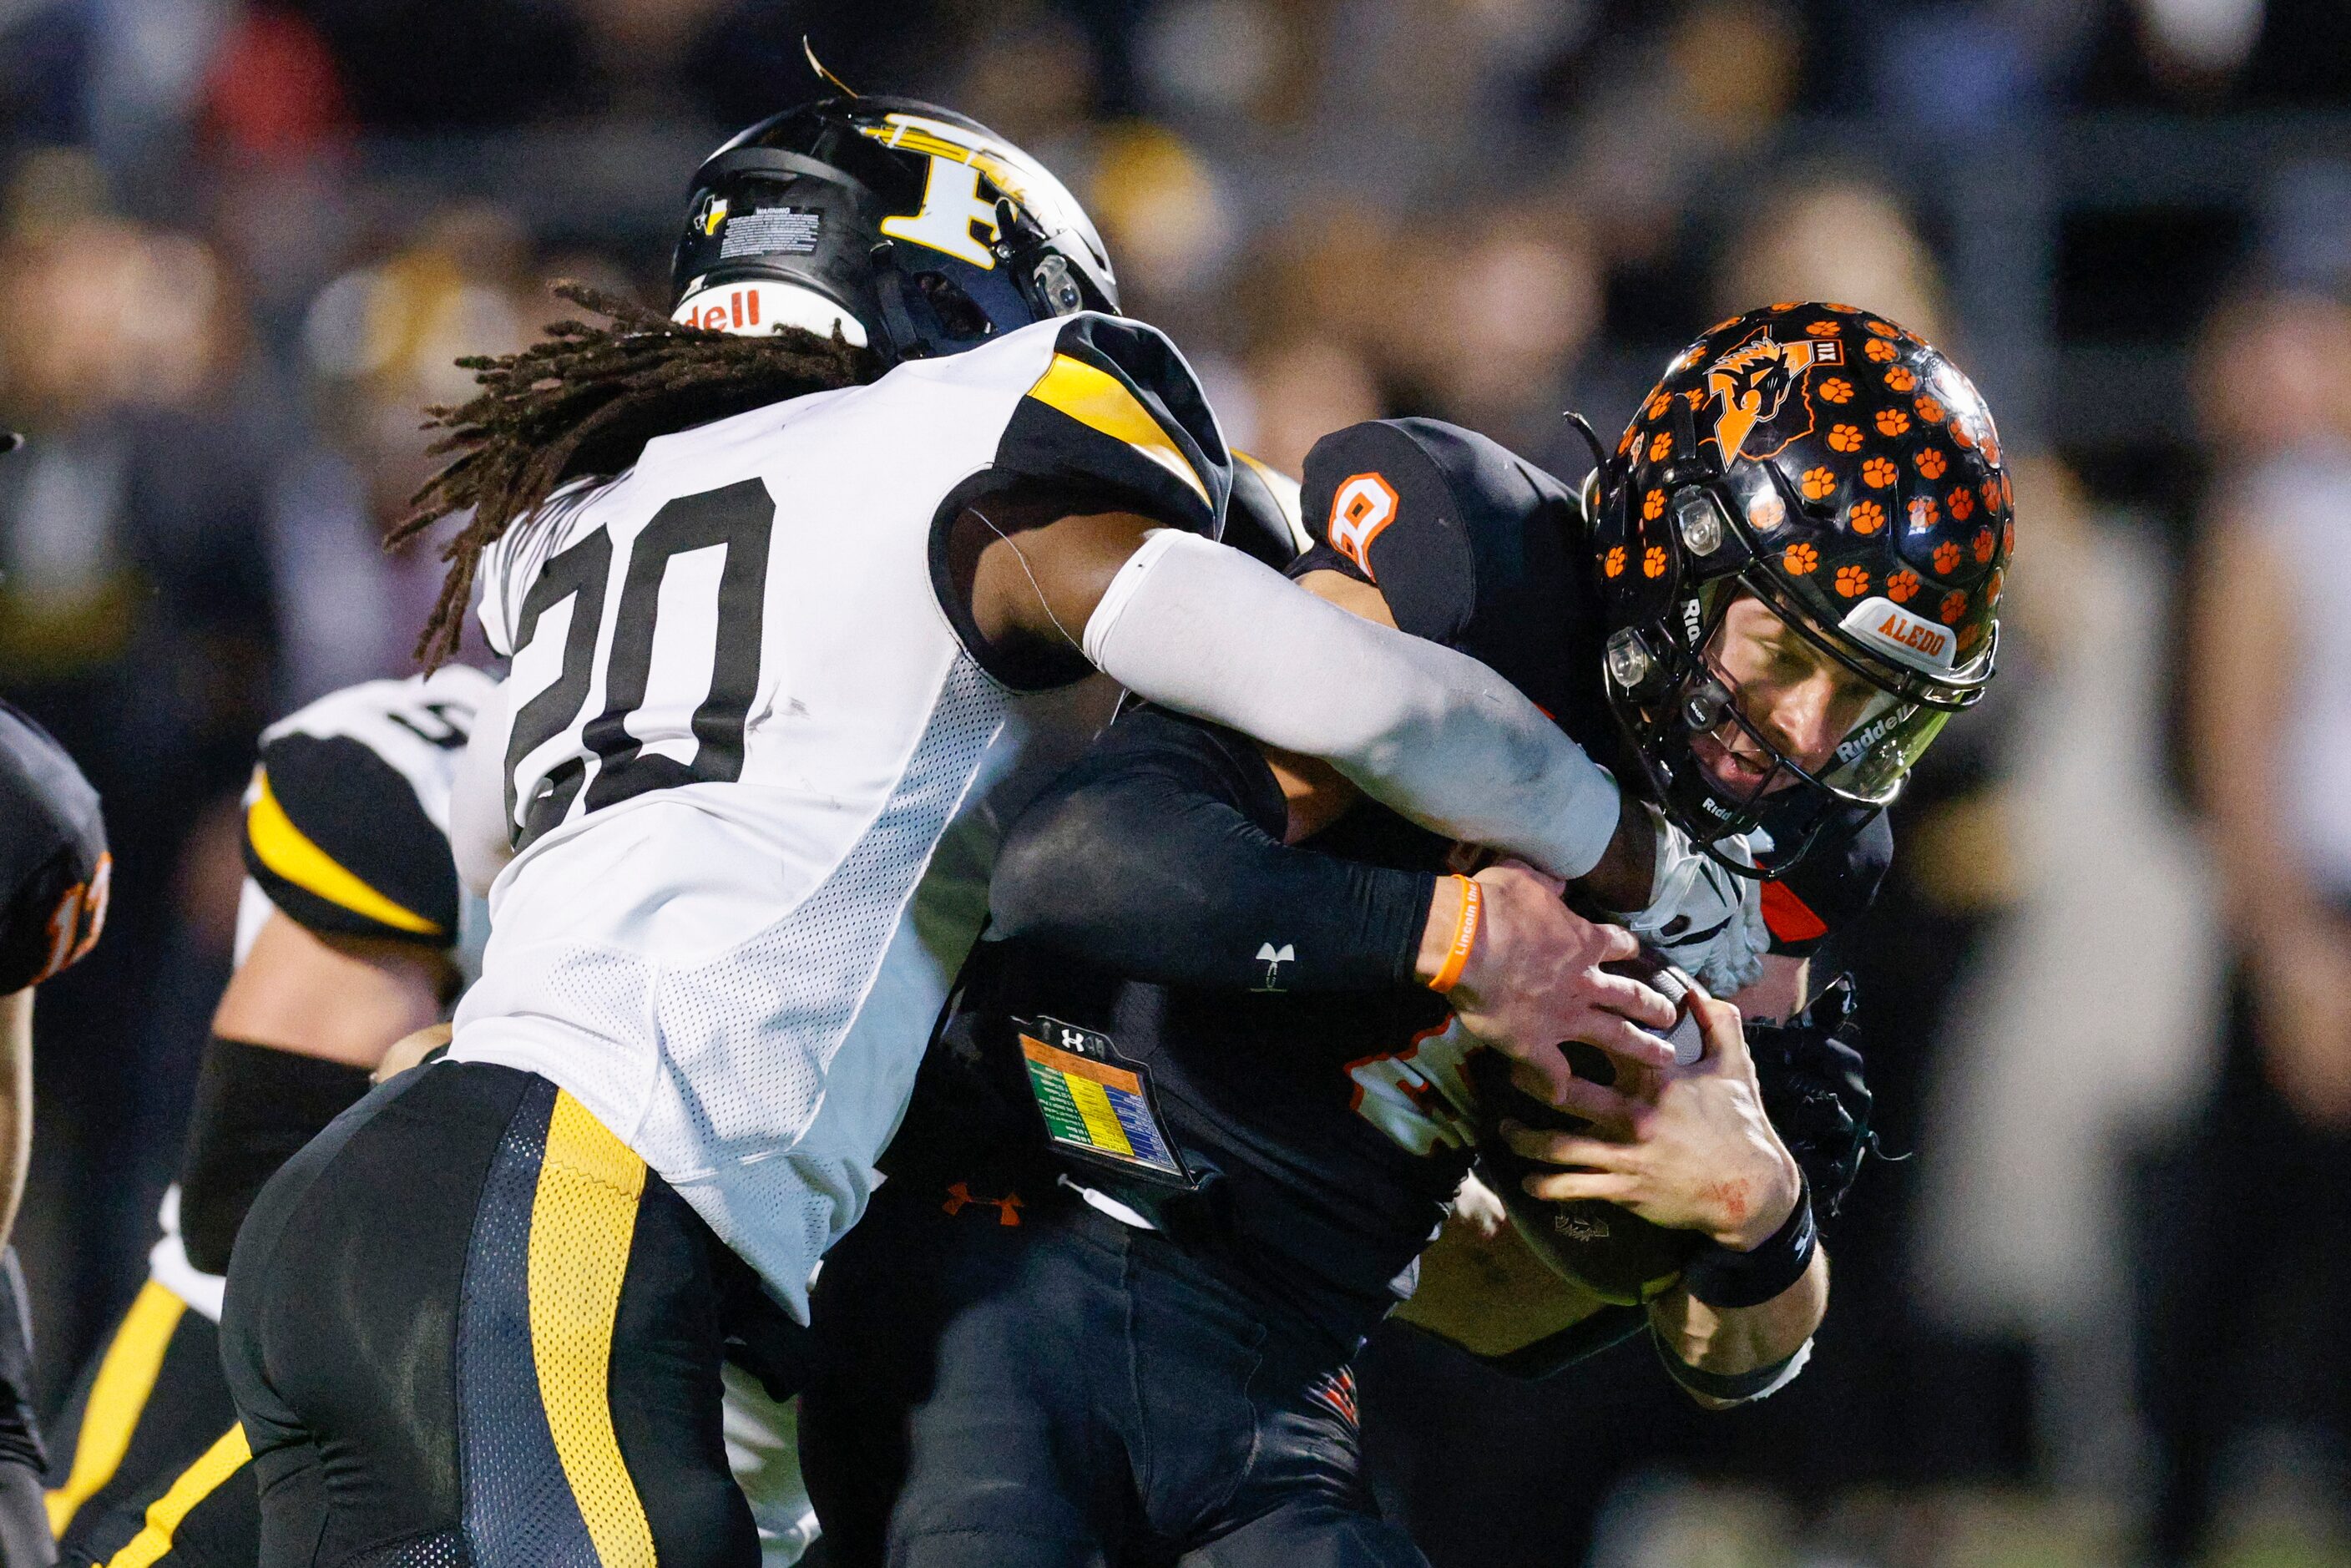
[720,208,822,260]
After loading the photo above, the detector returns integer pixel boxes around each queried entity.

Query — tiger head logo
[1705,331,1842,461]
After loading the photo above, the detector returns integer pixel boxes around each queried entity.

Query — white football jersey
[156,664,497,1318]
[449,311,1231,1316]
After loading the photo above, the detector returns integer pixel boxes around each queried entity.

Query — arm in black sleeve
[990,706,1437,993]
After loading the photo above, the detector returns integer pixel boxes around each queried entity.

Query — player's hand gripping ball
[1469,945,1706,1305]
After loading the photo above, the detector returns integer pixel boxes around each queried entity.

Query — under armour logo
[942,1181,1024,1226]
[1254,942,1295,993]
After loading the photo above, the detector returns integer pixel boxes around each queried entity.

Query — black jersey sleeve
[1292,418,1590,719]
[242,731,460,948]
[992,312,1233,540]
[990,706,1437,994]
[0,701,107,993]
[1760,808,1893,957]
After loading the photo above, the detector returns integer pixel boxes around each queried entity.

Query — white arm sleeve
[448,680,515,898]
[1081,529,1622,878]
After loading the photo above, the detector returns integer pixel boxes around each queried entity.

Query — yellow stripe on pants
[48,1280,187,1535]
[104,1424,249,1568]
[528,1091,656,1567]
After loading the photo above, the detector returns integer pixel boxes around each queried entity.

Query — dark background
[7,2,2349,1563]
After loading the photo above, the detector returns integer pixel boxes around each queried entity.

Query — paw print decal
[1834,564,1870,598]
[1782,541,1819,574]
[2003,518,2015,555]
[1949,486,1975,522]
[1644,488,1666,521]
[1939,589,1969,625]
[1864,319,1900,338]
[1910,497,1941,529]
[1604,545,1626,578]
[1915,396,1945,423]
[1802,467,1838,500]
[1933,539,1963,574]
[1646,392,1671,420]
[1643,545,1669,578]
[1819,377,1853,404]
[1887,569,1920,603]
[1747,494,1787,529]
[1807,320,1843,337]
[1884,366,1918,393]
[1973,528,1995,564]
[1648,432,1673,462]
[1875,407,1912,437]
[1848,499,1886,534]
[1862,455,1898,488]
[1829,423,1864,453]
[1865,337,1898,364]
[1916,448,1947,479]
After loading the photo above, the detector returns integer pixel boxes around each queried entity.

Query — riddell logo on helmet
[1706,331,1843,459]
[676,286,764,331]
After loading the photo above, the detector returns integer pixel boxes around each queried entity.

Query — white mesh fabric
[639,659,1008,1307]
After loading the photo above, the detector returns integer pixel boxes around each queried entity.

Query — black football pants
[803,1176,1426,1568]
[220,1059,802,1568]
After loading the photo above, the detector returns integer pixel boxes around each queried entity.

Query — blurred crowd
[8,0,2351,1564]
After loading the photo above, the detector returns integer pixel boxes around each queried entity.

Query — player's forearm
[0,990,29,1251]
[1081,532,1624,879]
[1648,1246,1828,1408]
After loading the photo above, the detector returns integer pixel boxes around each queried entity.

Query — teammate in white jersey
[221,94,1765,1568]
[53,671,822,1567]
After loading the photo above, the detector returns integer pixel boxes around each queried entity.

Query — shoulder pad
[1294,419,1585,716]
[0,703,108,990]
[241,670,489,948]
[1761,807,1890,956]
[1226,453,1307,568]
[991,313,1233,539]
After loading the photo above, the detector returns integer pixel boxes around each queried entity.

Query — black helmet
[1589,302,2013,872]
[670,95,1118,364]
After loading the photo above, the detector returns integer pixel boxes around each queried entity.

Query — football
[1469,946,1706,1306]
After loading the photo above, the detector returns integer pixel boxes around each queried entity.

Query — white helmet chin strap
[670,278,872,347]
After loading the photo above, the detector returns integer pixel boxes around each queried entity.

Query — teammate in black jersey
[0,697,111,1566]
[801,304,2012,1565]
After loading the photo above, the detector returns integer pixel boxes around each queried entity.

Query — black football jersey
[903,418,1891,1346]
[0,701,108,993]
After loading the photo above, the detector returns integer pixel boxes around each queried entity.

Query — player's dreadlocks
[391,280,879,664]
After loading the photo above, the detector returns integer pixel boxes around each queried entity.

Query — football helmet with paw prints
[1589,304,2012,873]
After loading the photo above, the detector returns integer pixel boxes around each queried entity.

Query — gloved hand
[1747,974,1878,1217]
[1610,804,1769,996]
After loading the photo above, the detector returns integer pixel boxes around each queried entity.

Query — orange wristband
[1428,874,1481,994]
